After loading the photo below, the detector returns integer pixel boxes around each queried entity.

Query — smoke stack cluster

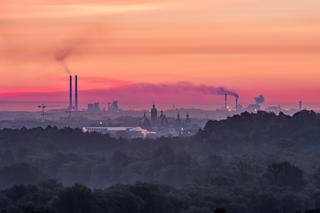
[224,93,240,111]
[68,75,79,111]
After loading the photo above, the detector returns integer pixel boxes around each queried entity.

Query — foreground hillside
[0,110,320,212]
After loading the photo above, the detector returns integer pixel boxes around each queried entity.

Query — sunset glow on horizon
[1,0,320,111]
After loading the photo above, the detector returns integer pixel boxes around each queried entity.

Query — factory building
[87,102,101,112]
[82,126,156,139]
[108,101,119,112]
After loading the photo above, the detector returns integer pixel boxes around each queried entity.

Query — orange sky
[0,0,320,110]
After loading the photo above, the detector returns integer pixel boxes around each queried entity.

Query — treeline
[0,110,319,212]
[0,181,227,213]
[199,110,320,146]
[0,181,320,213]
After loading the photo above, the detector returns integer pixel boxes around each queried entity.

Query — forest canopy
[0,110,320,212]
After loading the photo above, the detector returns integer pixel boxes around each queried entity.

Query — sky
[0,0,320,111]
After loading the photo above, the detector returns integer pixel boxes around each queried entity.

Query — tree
[0,163,45,187]
[95,188,144,213]
[264,161,306,190]
[53,185,99,213]
[181,206,212,213]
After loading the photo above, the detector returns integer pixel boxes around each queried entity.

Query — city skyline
[1,0,320,110]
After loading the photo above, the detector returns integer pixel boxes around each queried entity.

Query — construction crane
[37,104,59,121]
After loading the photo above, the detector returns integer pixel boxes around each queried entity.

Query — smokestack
[69,75,73,110]
[75,75,78,111]
[236,97,239,111]
[225,94,228,110]
[299,101,302,111]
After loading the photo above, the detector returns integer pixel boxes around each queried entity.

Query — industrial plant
[68,74,79,112]
[0,73,309,139]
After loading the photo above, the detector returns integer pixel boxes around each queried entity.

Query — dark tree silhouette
[264,161,306,190]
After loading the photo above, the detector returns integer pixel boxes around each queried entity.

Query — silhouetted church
[151,104,158,126]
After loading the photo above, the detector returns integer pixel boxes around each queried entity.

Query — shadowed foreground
[0,110,320,212]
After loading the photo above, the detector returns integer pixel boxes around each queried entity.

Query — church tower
[151,104,158,126]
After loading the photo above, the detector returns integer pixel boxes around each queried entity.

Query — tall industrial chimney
[299,101,302,111]
[225,94,228,111]
[69,75,73,110]
[75,75,78,111]
[236,97,239,111]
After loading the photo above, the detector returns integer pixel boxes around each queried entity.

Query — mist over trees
[0,110,320,212]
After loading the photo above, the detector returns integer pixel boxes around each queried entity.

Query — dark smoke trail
[102,82,239,98]
[255,95,265,105]
[55,48,72,75]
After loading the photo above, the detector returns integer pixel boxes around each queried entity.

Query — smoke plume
[254,95,265,105]
[88,82,239,99]
[124,82,239,98]
[55,48,73,75]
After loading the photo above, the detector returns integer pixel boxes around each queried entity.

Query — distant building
[299,101,303,110]
[176,113,181,124]
[186,113,191,123]
[151,104,158,126]
[87,102,101,112]
[141,111,152,130]
[158,110,168,126]
[108,101,119,112]
[82,126,156,139]
[247,104,260,112]
[246,95,265,112]
[265,106,282,114]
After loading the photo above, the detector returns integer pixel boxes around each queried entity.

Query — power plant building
[88,102,101,112]
[108,101,119,112]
